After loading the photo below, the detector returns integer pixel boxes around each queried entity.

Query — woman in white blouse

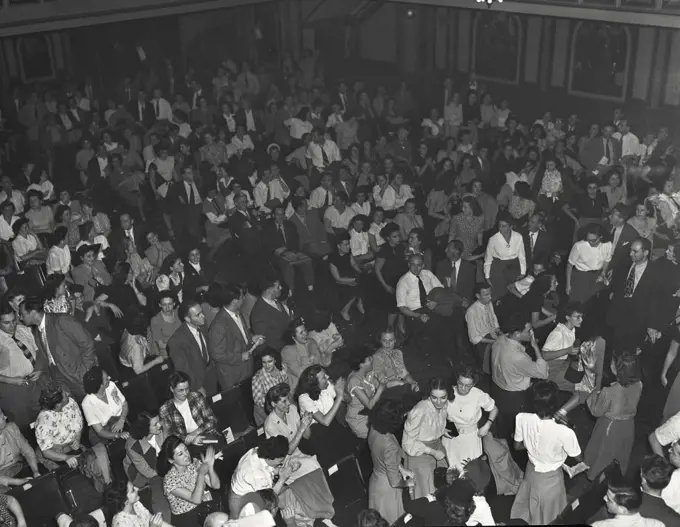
[484,212,526,301]
[566,223,612,304]
[82,366,130,445]
[46,225,71,276]
[380,173,414,214]
[263,383,336,524]
[510,381,581,525]
[0,201,19,242]
[11,218,46,265]
[284,108,314,149]
[442,366,497,470]
[105,479,172,527]
[368,207,388,253]
[402,377,449,498]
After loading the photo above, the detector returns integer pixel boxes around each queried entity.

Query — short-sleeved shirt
[81,381,126,427]
[446,387,495,432]
[655,412,680,447]
[164,458,208,515]
[264,405,301,443]
[542,323,576,362]
[230,447,275,496]
[112,502,152,527]
[35,397,84,452]
[299,384,336,416]
[514,413,581,472]
[568,240,613,272]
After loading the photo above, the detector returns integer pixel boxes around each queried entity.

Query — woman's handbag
[564,345,585,384]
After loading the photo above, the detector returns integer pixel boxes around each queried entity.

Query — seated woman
[281,318,327,393]
[123,412,171,522]
[160,253,185,305]
[24,190,54,237]
[295,365,355,467]
[46,226,72,276]
[0,408,41,491]
[394,199,424,242]
[104,478,172,527]
[158,372,218,446]
[81,365,130,445]
[371,330,420,409]
[346,348,385,439]
[307,309,344,357]
[158,436,221,527]
[43,273,73,314]
[328,230,364,322]
[405,227,432,271]
[35,383,112,490]
[11,218,46,266]
[54,204,80,249]
[120,309,166,375]
[80,201,112,239]
[251,348,289,427]
[123,238,156,290]
[150,292,181,357]
[349,214,374,269]
[145,232,174,273]
[72,243,113,303]
[76,221,109,261]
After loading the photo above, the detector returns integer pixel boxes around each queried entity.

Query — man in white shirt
[591,482,664,527]
[0,176,24,214]
[253,165,290,214]
[309,173,335,211]
[150,87,173,122]
[306,129,341,186]
[662,441,680,513]
[323,193,355,234]
[231,125,255,157]
[465,283,501,374]
[613,119,640,162]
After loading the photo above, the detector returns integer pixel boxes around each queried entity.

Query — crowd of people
[0,35,679,527]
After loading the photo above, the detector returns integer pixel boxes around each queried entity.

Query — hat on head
[267,143,280,153]
[462,457,491,493]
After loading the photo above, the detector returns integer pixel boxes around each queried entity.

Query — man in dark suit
[234,97,263,140]
[262,204,314,294]
[607,204,639,274]
[109,213,147,261]
[168,300,218,397]
[288,197,331,259]
[127,89,155,130]
[250,278,293,351]
[522,213,554,268]
[606,238,662,348]
[20,298,97,402]
[435,240,475,307]
[208,284,264,391]
[229,193,267,282]
[639,455,680,525]
[472,145,492,187]
[579,122,621,176]
[167,166,203,252]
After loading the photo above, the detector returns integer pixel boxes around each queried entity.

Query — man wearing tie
[579,122,621,176]
[309,173,335,217]
[608,204,638,274]
[111,213,146,261]
[208,285,265,391]
[306,129,341,188]
[522,213,554,268]
[168,166,203,251]
[435,240,476,308]
[263,205,314,295]
[127,89,154,129]
[250,278,293,351]
[168,301,218,397]
[151,87,172,122]
[20,298,97,402]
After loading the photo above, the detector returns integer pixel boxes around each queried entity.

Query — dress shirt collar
[38,314,46,333]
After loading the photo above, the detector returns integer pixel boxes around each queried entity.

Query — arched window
[17,35,55,83]
[569,22,631,101]
[472,12,522,84]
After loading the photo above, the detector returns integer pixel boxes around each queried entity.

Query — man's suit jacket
[127,100,155,129]
[607,223,638,273]
[250,297,292,351]
[639,492,680,526]
[34,314,97,401]
[183,262,209,302]
[521,228,554,266]
[434,258,476,305]
[234,109,263,134]
[606,261,660,342]
[68,108,88,129]
[87,156,108,183]
[168,323,217,396]
[289,211,330,257]
[473,155,492,185]
[109,224,148,261]
[229,209,264,257]
[579,136,622,172]
[262,220,300,255]
[208,308,253,391]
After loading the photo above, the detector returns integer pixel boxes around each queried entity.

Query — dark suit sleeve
[208,319,242,366]
[250,305,273,345]
[261,224,280,255]
[168,331,202,389]
[287,223,300,251]
[60,315,97,369]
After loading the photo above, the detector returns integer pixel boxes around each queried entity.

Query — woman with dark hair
[11,217,46,265]
[159,253,185,304]
[508,181,536,227]
[123,412,170,521]
[541,303,584,393]
[46,225,71,276]
[510,380,581,525]
[579,350,642,480]
[228,435,300,517]
[261,384,336,525]
[42,272,72,314]
[402,377,449,498]
[158,372,218,445]
[448,195,484,260]
[442,479,477,525]
[120,309,164,375]
[251,348,288,426]
[346,348,385,439]
[566,222,612,304]
[281,318,325,393]
[442,365,497,470]
[484,212,526,301]
[72,243,112,303]
[54,204,79,248]
[356,509,389,527]
[149,292,180,357]
[35,383,112,490]
[81,365,129,445]
[183,247,209,302]
[521,272,559,334]
[373,223,408,332]
[367,398,414,523]
[405,226,432,271]
[104,477,172,527]
[75,220,109,261]
[158,436,220,527]
[328,230,364,321]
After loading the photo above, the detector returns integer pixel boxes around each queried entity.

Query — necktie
[188,183,195,205]
[198,331,209,364]
[279,223,287,245]
[33,105,38,121]
[321,147,330,167]
[605,139,612,163]
[417,275,428,309]
[530,232,536,252]
[12,335,35,367]
[612,227,621,248]
[154,100,159,117]
[450,262,457,291]
[38,327,55,365]
[214,199,223,215]
[139,104,144,121]
[624,265,636,298]
[325,190,332,207]
[264,183,270,204]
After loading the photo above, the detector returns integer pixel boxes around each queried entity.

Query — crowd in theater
[0,35,679,527]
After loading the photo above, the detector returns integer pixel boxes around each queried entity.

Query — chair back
[119,374,158,422]
[324,454,367,525]
[8,471,70,527]
[210,385,252,437]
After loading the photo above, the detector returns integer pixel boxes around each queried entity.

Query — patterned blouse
[112,502,152,527]
[35,397,83,452]
[164,458,210,515]
[508,196,536,222]
[372,348,408,384]
[251,367,288,409]
[449,213,484,258]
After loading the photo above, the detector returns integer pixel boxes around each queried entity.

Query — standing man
[250,278,292,352]
[20,298,97,401]
[465,283,501,374]
[168,300,218,397]
[208,284,265,391]
[0,303,44,428]
[607,204,638,274]
[167,166,203,251]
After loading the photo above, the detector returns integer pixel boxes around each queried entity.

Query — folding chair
[60,468,104,518]
[119,374,158,421]
[145,359,175,410]
[324,454,367,525]
[210,385,252,438]
[8,471,71,527]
